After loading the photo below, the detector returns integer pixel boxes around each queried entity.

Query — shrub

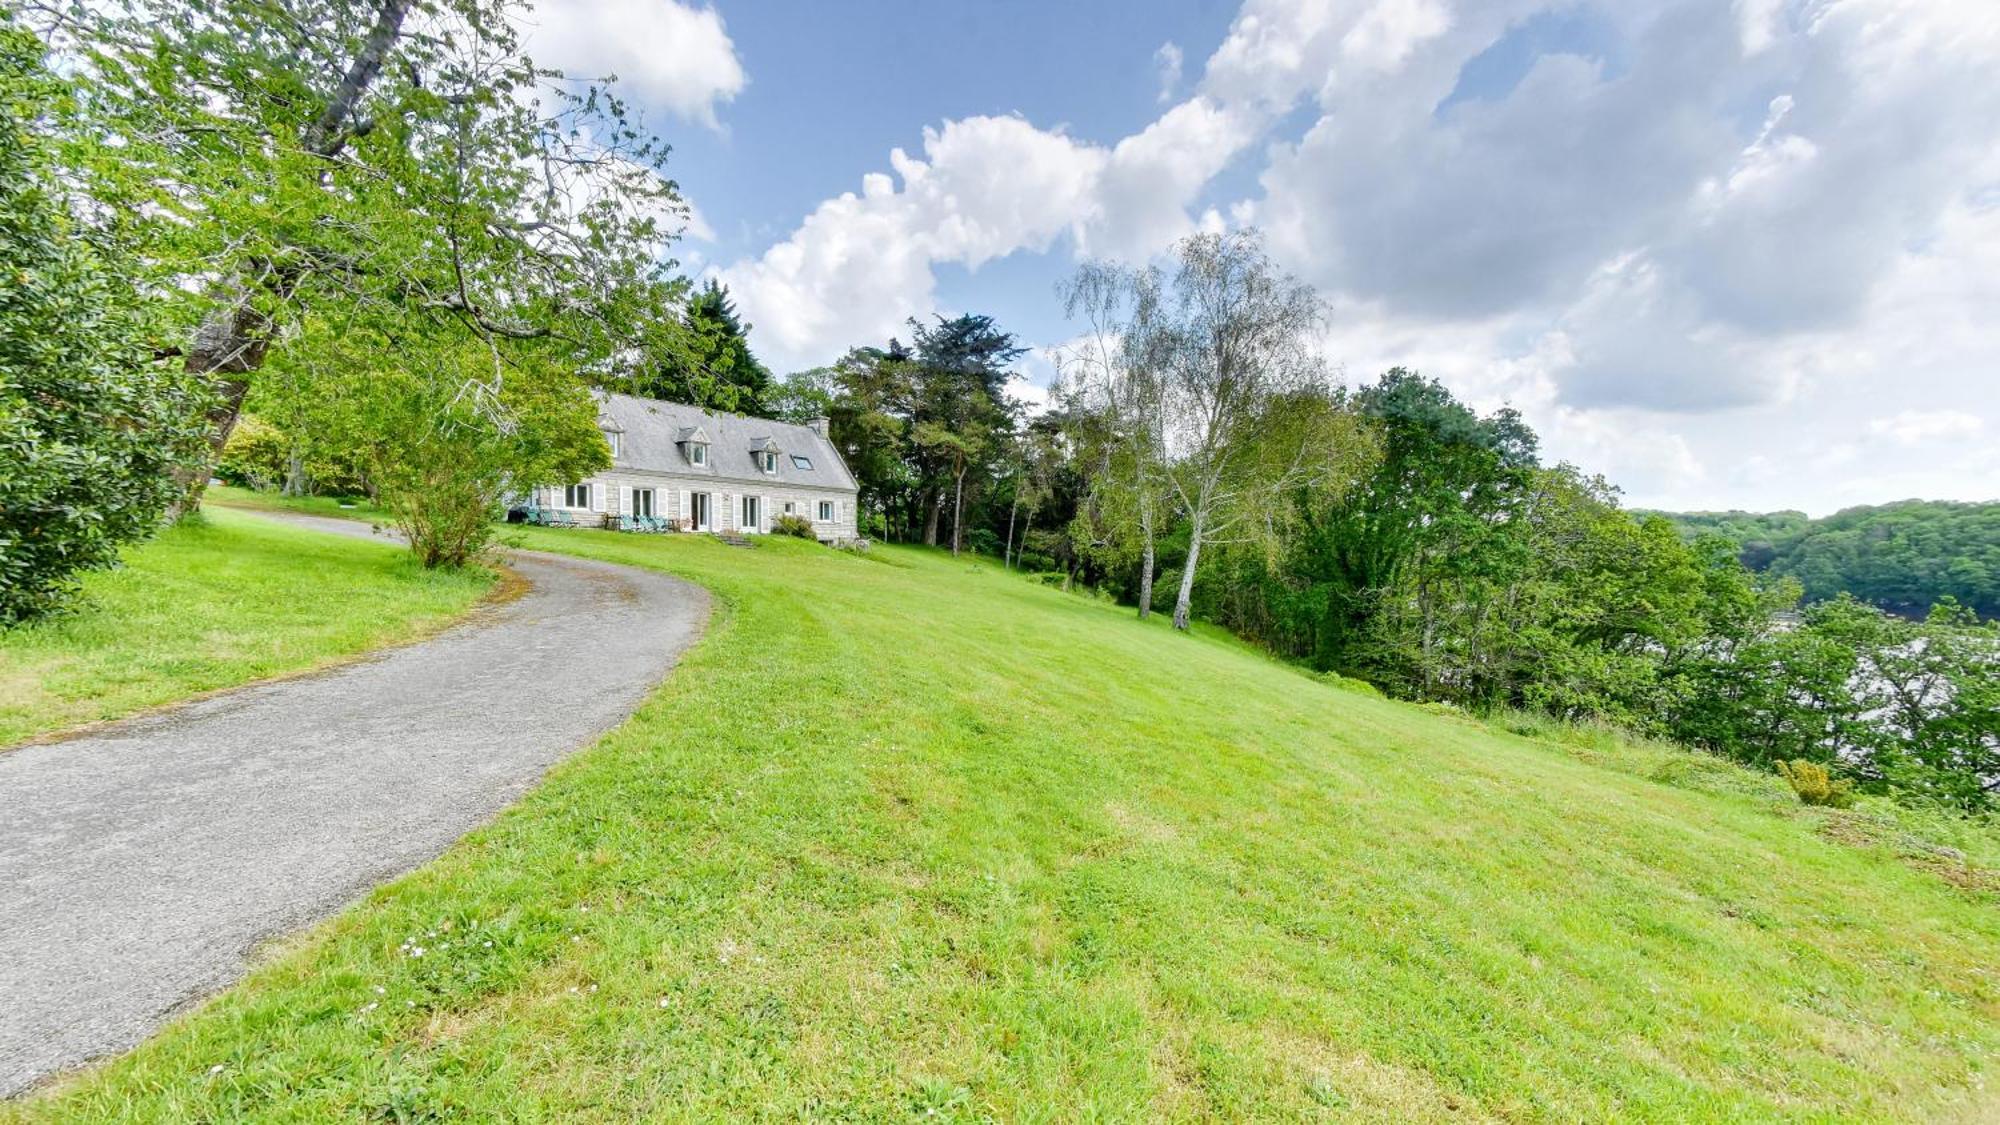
[773,513,815,539]
[217,415,288,490]
[966,527,1000,556]
[0,27,209,622]
[1319,671,1384,698]
[1775,759,1855,808]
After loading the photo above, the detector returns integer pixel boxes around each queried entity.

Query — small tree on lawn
[302,319,606,568]
[0,20,208,622]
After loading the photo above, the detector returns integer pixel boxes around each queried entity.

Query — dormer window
[759,450,778,473]
[676,423,712,467]
[605,431,621,458]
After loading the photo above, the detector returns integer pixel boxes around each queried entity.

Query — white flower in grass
[657,996,671,1008]
[208,1064,225,1076]
[409,946,425,958]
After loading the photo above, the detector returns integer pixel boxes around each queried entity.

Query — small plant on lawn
[1776,759,1855,808]
[772,513,815,539]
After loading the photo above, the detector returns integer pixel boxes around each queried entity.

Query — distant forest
[1644,501,2000,620]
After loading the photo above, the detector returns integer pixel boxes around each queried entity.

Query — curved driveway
[0,511,708,1096]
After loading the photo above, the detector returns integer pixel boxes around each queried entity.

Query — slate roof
[595,391,857,492]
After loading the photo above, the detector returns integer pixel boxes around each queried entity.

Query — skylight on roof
[791,454,813,470]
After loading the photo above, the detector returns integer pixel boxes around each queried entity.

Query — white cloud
[522,0,746,128]
[1154,42,1184,104]
[719,100,1261,372]
[680,198,715,242]
[718,116,1107,372]
[1870,410,1985,446]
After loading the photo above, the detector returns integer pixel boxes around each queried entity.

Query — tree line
[1650,502,2000,620]
[798,232,1996,812]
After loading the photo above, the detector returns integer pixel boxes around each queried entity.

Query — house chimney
[807,416,829,438]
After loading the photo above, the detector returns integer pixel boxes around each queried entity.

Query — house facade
[526,392,861,541]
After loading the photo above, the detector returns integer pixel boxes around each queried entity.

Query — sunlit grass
[0,506,492,747]
[12,524,1999,1121]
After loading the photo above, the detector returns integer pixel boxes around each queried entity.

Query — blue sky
[529,0,2000,515]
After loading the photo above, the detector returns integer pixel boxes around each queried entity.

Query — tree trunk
[923,490,942,546]
[1172,507,1206,631]
[1136,490,1156,619]
[169,0,413,518]
[1003,486,1019,569]
[283,442,306,496]
[950,467,966,557]
[168,296,279,517]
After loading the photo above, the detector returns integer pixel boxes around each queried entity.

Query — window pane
[791,454,813,469]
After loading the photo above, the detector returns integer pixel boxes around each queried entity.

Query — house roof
[595,392,857,493]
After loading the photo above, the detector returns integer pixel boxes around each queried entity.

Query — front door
[690,492,711,531]
[741,495,762,534]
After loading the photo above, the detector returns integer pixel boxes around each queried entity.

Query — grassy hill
[15,526,2000,1121]
[0,507,492,747]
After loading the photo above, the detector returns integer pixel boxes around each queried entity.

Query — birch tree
[1156,230,1335,632]
[1059,260,1170,617]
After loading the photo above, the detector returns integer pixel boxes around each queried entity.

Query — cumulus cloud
[718,98,1263,371]
[718,116,1107,372]
[712,0,2000,510]
[523,0,746,128]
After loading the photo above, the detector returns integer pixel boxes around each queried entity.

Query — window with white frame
[760,450,778,473]
[564,483,592,508]
[817,500,834,522]
[631,488,654,518]
[689,442,707,466]
[606,431,621,457]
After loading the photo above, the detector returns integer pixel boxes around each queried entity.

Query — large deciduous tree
[41,0,692,515]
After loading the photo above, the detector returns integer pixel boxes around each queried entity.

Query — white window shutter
[591,483,605,512]
[680,490,689,524]
[620,484,632,516]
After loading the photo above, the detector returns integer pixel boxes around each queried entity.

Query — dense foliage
[816,315,1024,550]
[0,21,207,622]
[30,0,692,529]
[1650,501,2000,619]
[615,280,775,415]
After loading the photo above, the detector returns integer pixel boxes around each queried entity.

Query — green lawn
[0,506,493,747]
[13,527,2000,1121]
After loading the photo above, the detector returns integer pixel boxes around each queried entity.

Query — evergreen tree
[633,280,774,414]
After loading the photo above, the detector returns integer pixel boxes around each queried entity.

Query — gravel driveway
[0,510,708,1096]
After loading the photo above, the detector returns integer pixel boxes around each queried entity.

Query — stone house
[525,392,860,541]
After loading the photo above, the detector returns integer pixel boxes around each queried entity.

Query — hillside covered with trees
[1649,502,2000,620]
